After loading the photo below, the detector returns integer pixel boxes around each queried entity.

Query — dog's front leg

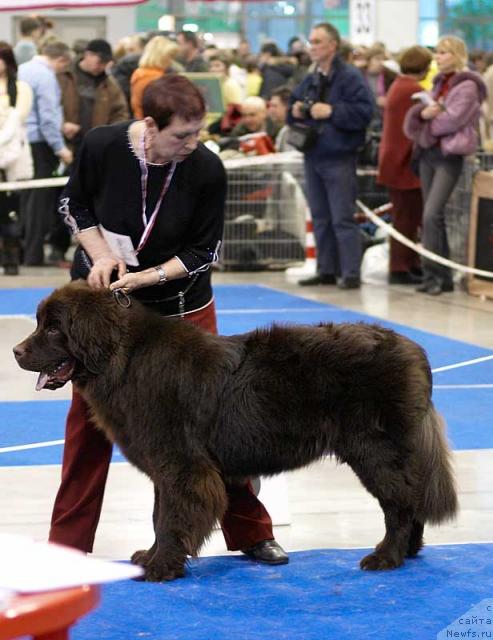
[142,464,228,582]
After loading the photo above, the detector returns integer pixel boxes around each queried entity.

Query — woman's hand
[109,269,159,294]
[420,103,442,120]
[88,256,127,289]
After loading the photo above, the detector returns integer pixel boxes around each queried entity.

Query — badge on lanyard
[99,225,140,266]
[136,130,177,254]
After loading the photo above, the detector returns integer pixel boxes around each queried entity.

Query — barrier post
[285,206,317,279]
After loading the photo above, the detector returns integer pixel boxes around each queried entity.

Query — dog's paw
[131,549,152,567]
[406,544,423,559]
[144,562,186,582]
[360,551,403,571]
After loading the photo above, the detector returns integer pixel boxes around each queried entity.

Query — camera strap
[313,65,334,103]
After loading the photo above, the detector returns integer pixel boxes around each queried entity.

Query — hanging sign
[349,0,376,46]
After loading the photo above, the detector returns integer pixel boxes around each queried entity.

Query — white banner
[0,0,146,9]
[349,0,376,46]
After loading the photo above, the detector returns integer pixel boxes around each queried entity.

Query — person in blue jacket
[289,23,374,289]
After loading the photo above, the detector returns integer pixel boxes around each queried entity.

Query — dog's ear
[57,284,123,374]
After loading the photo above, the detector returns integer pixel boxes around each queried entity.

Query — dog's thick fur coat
[14,281,458,581]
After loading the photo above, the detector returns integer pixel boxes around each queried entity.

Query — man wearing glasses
[289,23,374,290]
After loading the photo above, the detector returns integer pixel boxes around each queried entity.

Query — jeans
[304,153,361,278]
[419,147,463,287]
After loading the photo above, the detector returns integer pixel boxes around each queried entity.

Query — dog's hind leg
[344,450,417,570]
[142,462,228,582]
[359,502,414,570]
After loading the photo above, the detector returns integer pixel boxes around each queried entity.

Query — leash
[112,288,132,308]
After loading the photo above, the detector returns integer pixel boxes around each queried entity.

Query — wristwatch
[154,265,168,285]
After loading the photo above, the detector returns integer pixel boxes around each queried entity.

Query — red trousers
[49,301,273,552]
[388,187,423,273]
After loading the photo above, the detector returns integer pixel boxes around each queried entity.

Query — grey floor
[1,265,492,563]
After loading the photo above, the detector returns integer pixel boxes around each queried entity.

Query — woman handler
[52,74,288,566]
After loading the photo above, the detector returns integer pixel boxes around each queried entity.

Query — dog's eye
[46,327,59,335]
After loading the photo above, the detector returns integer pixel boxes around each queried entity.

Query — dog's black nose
[13,344,25,360]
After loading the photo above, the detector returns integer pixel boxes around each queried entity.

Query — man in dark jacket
[289,23,374,289]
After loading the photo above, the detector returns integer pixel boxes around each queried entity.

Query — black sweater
[60,121,226,316]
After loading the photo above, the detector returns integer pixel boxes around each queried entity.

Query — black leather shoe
[298,274,336,286]
[427,282,454,296]
[389,271,422,285]
[241,539,289,565]
[416,281,454,295]
[337,276,360,290]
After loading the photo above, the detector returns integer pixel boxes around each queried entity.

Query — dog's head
[13,281,125,391]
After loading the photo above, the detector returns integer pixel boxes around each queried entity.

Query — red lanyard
[136,129,176,254]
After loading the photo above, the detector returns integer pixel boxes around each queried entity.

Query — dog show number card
[99,226,139,267]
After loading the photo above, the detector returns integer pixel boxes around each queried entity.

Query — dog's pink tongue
[35,372,49,391]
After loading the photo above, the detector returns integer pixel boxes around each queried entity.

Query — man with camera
[289,23,374,289]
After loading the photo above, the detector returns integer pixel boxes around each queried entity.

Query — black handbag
[357,129,381,167]
[70,245,93,280]
[286,123,319,152]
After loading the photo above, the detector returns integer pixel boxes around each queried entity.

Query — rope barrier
[0,176,68,192]
[0,157,377,192]
[356,199,493,281]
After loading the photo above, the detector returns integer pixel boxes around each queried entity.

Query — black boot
[298,273,336,286]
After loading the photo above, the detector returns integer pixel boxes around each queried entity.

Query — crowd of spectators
[0,15,490,291]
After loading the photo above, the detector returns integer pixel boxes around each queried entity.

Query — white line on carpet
[432,354,493,373]
[0,439,64,453]
[216,308,332,314]
[434,384,493,389]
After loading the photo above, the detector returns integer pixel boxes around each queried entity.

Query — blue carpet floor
[72,544,493,640]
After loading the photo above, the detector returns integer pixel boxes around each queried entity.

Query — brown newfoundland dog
[14,281,457,582]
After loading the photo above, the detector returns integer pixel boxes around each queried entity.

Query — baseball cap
[85,39,113,63]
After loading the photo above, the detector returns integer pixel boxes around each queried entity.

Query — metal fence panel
[221,154,307,270]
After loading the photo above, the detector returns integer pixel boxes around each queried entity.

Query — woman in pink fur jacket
[403,35,486,296]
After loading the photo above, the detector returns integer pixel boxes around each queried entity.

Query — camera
[299,98,315,118]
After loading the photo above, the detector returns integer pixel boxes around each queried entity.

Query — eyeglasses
[309,37,335,46]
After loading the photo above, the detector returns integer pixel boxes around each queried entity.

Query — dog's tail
[417,403,458,524]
